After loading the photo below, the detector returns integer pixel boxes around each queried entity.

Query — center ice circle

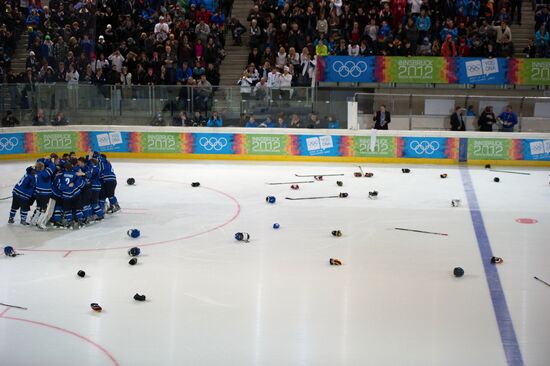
[18,179,240,252]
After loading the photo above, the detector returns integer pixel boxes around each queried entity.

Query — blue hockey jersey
[13,173,36,200]
[51,174,63,199]
[34,159,55,197]
[99,156,116,182]
[60,171,84,199]
[87,161,102,191]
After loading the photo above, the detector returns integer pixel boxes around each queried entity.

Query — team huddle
[9,150,120,229]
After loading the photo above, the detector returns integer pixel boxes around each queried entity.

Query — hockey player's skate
[8,217,14,224]
[107,203,120,214]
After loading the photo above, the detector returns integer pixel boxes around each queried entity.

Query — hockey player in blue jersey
[49,172,65,228]
[29,157,56,225]
[60,162,86,228]
[87,157,104,221]
[9,167,36,225]
[77,157,94,223]
[97,152,120,213]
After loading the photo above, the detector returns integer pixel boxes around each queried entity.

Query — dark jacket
[1,114,20,127]
[478,111,496,132]
[450,112,466,131]
[373,111,391,130]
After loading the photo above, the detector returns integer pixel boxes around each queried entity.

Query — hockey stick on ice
[286,193,349,200]
[0,302,28,310]
[0,196,11,201]
[534,276,550,287]
[489,169,530,175]
[295,173,345,177]
[266,181,315,185]
[394,227,448,236]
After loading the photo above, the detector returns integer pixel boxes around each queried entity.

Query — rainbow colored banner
[128,132,193,153]
[375,57,457,83]
[508,59,550,85]
[0,131,548,163]
[467,138,523,160]
[321,56,550,85]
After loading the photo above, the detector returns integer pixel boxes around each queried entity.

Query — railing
[2,84,550,132]
[0,83,318,127]
[352,93,550,132]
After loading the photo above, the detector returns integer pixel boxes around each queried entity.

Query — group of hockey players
[9,150,120,229]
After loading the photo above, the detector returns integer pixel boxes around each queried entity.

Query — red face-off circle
[515,218,538,224]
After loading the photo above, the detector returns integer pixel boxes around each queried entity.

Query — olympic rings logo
[198,137,228,151]
[467,64,481,72]
[332,60,369,78]
[0,137,19,151]
[409,140,440,155]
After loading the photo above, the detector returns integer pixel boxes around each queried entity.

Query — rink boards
[1,127,549,166]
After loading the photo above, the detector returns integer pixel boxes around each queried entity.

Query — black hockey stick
[0,196,11,201]
[266,181,315,185]
[295,173,345,177]
[534,276,550,287]
[358,166,364,175]
[489,169,530,175]
[286,193,348,200]
[394,227,448,236]
[0,302,28,310]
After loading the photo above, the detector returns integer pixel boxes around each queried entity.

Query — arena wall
[1,126,549,166]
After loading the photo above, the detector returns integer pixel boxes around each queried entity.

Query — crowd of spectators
[0,1,25,80]
[242,0,528,60]
[528,5,550,58]
[233,0,550,92]
[1,0,229,114]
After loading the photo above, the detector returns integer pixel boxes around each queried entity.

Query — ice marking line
[63,251,72,258]
[460,167,523,366]
[1,316,120,366]
[19,181,241,253]
[0,307,11,317]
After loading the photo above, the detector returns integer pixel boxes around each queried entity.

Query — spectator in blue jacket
[535,25,549,57]
[246,114,259,127]
[177,61,193,83]
[260,115,275,128]
[211,10,225,28]
[326,115,340,129]
[207,111,223,127]
[497,105,518,132]
[275,116,287,128]
[440,19,458,41]
[51,111,69,126]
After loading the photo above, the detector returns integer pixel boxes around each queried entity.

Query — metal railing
[1,84,550,132]
[0,83,319,127]
[353,92,550,132]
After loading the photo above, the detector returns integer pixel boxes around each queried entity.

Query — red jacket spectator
[458,38,470,56]
[441,35,457,56]
[195,7,212,24]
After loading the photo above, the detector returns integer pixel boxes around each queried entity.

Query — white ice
[0,160,549,366]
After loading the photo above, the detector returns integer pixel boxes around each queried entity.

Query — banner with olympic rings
[89,131,130,153]
[457,58,508,84]
[1,130,549,163]
[0,133,25,155]
[521,139,550,161]
[297,135,342,156]
[398,137,459,159]
[325,56,376,83]
[192,133,235,154]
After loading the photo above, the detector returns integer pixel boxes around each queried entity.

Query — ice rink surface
[0,160,549,366]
